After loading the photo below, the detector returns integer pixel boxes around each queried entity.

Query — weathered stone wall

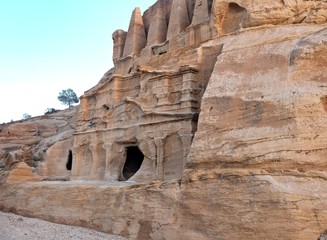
[188,24,327,171]
[183,24,327,240]
[1,0,327,239]
[0,108,77,183]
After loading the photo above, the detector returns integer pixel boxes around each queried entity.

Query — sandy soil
[0,211,130,240]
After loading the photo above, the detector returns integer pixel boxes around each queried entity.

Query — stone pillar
[112,30,127,64]
[104,143,125,181]
[79,145,92,178]
[79,96,88,121]
[113,75,123,104]
[147,3,168,46]
[167,0,190,39]
[178,134,193,168]
[122,7,147,57]
[70,146,82,179]
[90,144,98,180]
[154,138,164,180]
[145,140,158,177]
[90,143,105,181]
[191,0,212,26]
[156,76,172,107]
[104,143,113,181]
[180,67,199,111]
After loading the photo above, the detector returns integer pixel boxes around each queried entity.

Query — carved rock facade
[73,0,327,184]
[73,66,204,182]
[1,0,327,239]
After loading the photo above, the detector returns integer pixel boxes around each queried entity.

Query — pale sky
[0,0,155,123]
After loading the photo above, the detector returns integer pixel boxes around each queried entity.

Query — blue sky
[0,0,155,123]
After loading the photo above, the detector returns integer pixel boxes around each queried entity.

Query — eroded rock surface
[0,0,327,239]
[0,211,129,240]
[0,107,77,183]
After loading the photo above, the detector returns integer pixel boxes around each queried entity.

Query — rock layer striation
[1,0,327,239]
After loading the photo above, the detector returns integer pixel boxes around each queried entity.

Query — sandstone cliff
[0,107,77,183]
[0,0,327,239]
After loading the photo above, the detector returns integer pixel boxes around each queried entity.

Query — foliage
[23,113,31,119]
[57,88,79,107]
[44,108,60,115]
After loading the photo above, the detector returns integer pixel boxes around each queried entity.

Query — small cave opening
[122,146,144,180]
[66,150,73,171]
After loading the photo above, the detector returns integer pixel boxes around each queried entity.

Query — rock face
[188,25,327,170]
[6,162,42,183]
[182,25,327,239]
[1,0,327,240]
[0,107,77,183]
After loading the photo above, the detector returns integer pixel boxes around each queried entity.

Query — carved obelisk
[122,7,147,57]
[166,0,190,39]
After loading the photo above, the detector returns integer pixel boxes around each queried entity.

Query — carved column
[113,75,124,104]
[180,67,199,111]
[104,143,125,181]
[104,142,114,181]
[112,30,127,65]
[156,76,171,107]
[70,146,82,179]
[178,134,193,168]
[154,138,164,180]
[90,144,98,180]
[90,143,105,181]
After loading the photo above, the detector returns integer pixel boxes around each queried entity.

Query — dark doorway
[122,146,144,180]
[66,150,73,171]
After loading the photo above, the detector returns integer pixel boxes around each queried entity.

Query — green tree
[57,89,79,107]
[23,113,31,119]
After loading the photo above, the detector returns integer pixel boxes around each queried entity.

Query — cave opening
[66,150,73,171]
[122,146,144,180]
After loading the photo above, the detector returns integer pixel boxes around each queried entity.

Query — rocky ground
[0,211,130,240]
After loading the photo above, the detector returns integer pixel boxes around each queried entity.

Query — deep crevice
[208,0,213,14]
